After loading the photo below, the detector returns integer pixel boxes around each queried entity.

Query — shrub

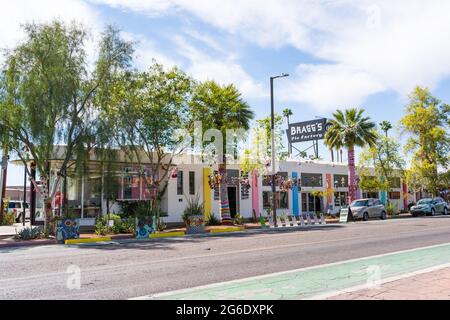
[386,202,399,216]
[182,195,204,223]
[233,213,245,225]
[96,215,136,235]
[95,219,109,236]
[205,213,220,226]
[2,212,16,226]
[17,227,43,240]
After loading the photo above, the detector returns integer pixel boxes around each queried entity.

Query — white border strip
[307,262,450,300]
[130,242,450,300]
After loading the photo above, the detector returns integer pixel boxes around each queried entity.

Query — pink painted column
[402,182,408,211]
[252,170,260,218]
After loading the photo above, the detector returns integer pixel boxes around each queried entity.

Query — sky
[1,0,450,186]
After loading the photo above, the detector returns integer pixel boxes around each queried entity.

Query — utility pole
[270,74,289,227]
[30,161,36,226]
[0,133,9,225]
[22,164,27,226]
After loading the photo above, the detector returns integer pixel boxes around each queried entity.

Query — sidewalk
[0,223,29,238]
[327,265,450,300]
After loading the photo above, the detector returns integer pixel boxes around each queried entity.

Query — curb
[209,227,245,234]
[0,239,57,249]
[65,237,112,245]
[150,231,186,239]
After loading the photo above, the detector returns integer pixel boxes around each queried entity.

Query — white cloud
[0,0,101,50]
[281,64,386,112]
[90,0,450,110]
[120,32,181,70]
[173,36,266,99]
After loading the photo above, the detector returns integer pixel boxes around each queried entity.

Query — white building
[16,150,410,223]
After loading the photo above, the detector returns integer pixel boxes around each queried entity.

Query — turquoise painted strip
[292,172,299,217]
[155,243,450,300]
[381,191,387,205]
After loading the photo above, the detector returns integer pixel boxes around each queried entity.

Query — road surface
[1,216,450,300]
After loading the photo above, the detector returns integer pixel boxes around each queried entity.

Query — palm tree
[324,108,377,203]
[190,81,254,224]
[282,108,293,125]
[379,121,393,137]
[283,108,293,155]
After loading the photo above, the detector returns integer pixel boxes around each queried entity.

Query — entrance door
[227,187,238,218]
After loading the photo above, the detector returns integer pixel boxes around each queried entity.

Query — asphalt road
[2,216,450,300]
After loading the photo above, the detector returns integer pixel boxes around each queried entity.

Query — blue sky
[2,0,450,186]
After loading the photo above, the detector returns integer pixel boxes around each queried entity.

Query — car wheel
[380,211,387,220]
[363,212,369,221]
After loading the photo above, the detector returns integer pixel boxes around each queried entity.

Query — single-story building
[11,148,413,223]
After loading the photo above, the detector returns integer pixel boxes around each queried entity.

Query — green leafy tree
[189,81,254,224]
[100,63,194,213]
[240,114,286,176]
[324,108,377,202]
[400,86,450,196]
[0,22,133,234]
[358,132,405,203]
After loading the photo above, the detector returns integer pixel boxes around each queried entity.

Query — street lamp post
[270,74,289,227]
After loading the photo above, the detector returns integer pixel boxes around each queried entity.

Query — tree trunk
[348,146,357,203]
[218,162,232,225]
[41,177,54,236]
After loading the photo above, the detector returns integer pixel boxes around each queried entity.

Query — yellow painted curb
[150,232,186,239]
[65,237,112,244]
[209,227,244,234]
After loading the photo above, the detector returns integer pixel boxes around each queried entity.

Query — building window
[389,192,401,200]
[189,171,195,195]
[362,192,379,199]
[262,191,288,209]
[123,175,133,199]
[177,171,184,195]
[334,192,349,207]
[301,173,323,187]
[241,172,249,200]
[334,175,348,188]
[263,172,288,187]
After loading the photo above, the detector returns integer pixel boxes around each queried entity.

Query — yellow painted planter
[209,227,244,234]
[65,237,112,245]
[149,231,186,239]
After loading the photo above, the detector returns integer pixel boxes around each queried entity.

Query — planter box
[56,219,80,244]
[185,215,205,234]
[136,216,155,239]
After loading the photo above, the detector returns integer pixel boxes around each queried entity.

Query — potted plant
[182,195,205,234]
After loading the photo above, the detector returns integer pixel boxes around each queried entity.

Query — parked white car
[6,201,30,223]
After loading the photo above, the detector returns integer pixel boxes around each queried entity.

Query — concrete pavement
[1,216,450,300]
[327,265,450,300]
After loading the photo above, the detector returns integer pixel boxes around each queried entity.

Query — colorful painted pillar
[203,167,212,219]
[381,191,387,205]
[402,182,408,211]
[292,172,299,218]
[326,173,333,210]
[252,170,260,218]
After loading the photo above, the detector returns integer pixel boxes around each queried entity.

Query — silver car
[349,198,387,221]
[410,198,449,217]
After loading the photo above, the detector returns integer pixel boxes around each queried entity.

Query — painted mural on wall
[56,219,80,243]
[136,216,155,239]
